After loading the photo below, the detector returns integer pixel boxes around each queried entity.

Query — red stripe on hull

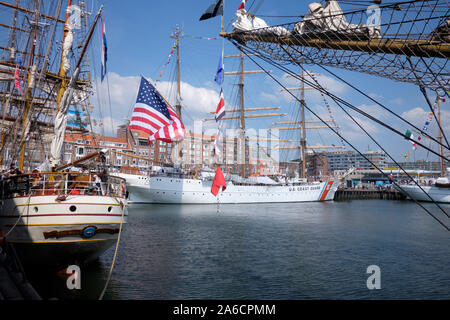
[319,181,334,201]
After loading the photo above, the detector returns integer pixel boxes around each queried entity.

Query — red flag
[14,65,23,94]
[211,166,226,196]
[237,0,247,11]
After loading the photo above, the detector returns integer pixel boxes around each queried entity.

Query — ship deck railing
[0,172,127,199]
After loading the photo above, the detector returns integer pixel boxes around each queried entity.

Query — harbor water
[26,200,450,300]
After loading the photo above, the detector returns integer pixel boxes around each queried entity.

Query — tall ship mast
[0,0,128,268]
[219,0,449,203]
[119,23,339,204]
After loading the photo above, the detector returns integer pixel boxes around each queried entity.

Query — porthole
[33,207,38,213]
[69,205,76,212]
[108,206,112,212]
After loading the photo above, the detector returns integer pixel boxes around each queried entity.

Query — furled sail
[49,68,79,167]
[62,28,74,74]
[294,1,381,39]
[223,0,449,91]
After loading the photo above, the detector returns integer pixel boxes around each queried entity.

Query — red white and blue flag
[237,0,247,11]
[101,17,107,82]
[215,89,225,121]
[129,77,185,143]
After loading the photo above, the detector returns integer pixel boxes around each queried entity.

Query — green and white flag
[405,129,417,150]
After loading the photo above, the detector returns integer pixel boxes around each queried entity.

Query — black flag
[199,0,224,21]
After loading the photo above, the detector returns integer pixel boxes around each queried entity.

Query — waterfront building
[324,150,387,171]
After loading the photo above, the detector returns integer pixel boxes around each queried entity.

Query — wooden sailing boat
[0,1,127,267]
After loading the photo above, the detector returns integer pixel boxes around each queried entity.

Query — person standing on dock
[98,168,108,195]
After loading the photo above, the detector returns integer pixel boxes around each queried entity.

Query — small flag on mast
[405,129,417,150]
[199,0,224,21]
[237,0,247,11]
[215,89,225,121]
[213,128,224,162]
[14,65,22,94]
[101,17,107,82]
[214,49,224,86]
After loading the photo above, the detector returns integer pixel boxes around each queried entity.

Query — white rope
[98,198,126,300]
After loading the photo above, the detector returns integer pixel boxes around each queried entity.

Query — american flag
[129,77,185,143]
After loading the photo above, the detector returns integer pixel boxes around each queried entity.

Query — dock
[334,188,406,201]
[0,242,41,300]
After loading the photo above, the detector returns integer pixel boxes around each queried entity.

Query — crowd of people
[0,165,126,199]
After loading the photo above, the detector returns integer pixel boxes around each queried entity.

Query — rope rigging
[240,45,450,232]
[234,39,450,162]
[221,0,449,93]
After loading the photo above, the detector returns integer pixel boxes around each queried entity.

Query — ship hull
[120,175,337,204]
[396,184,450,203]
[0,194,127,267]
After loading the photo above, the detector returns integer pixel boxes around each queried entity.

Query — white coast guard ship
[117,171,337,204]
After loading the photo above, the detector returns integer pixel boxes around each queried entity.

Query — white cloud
[401,107,450,135]
[401,107,427,126]
[274,72,348,104]
[390,97,404,106]
[260,92,278,102]
[156,80,220,114]
[368,93,384,100]
[90,72,223,135]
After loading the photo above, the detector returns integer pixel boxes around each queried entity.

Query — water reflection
[25,258,120,300]
[23,200,450,300]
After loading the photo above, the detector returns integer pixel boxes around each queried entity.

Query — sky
[81,0,448,164]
